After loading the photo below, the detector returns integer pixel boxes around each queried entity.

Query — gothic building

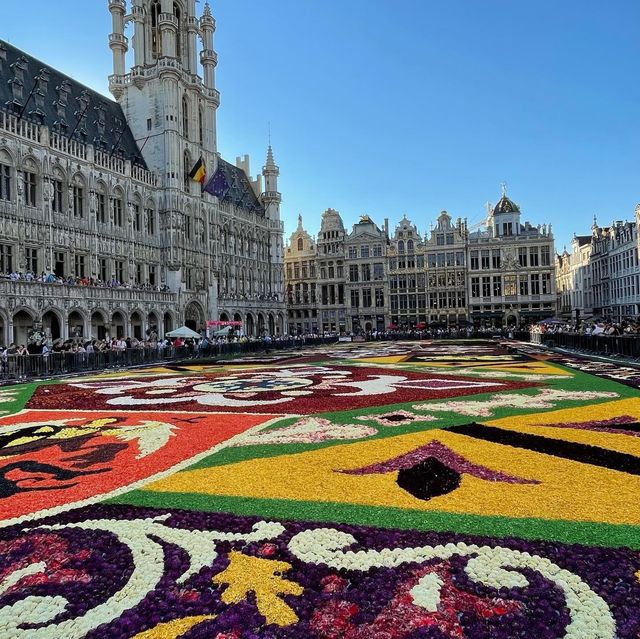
[0,0,285,345]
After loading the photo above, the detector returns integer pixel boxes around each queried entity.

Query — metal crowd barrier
[530,332,640,358]
[0,337,338,382]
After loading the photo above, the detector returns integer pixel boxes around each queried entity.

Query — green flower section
[0,383,38,415]
[110,490,640,550]
[181,365,631,472]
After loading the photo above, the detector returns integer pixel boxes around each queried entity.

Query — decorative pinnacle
[297,213,303,229]
[265,144,277,169]
[203,2,212,17]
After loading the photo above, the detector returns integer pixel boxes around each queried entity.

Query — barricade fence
[530,331,640,358]
[0,337,337,382]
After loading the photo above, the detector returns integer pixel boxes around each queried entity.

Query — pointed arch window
[297,238,303,251]
[151,1,162,59]
[182,95,189,138]
[173,2,182,61]
[183,150,191,191]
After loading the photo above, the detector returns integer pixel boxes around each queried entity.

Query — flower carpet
[0,340,639,638]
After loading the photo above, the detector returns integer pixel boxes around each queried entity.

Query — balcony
[0,280,176,308]
[108,33,128,48]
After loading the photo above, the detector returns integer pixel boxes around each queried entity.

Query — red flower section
[0,532,92,594]
[310,561,521,639]
[27,366,536,415]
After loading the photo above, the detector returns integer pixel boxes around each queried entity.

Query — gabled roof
[217,158,265,215]
[574,235,592,246]
[0,40,146,167]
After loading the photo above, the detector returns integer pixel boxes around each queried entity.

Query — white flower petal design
[0,516,285,639]
[288,528,616,639]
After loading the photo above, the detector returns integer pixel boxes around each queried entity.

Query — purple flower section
[340,440,539,485]
[0,504,638,639]
[543,415,640,438]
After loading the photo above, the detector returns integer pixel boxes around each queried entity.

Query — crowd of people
[529,319,640,337]
[1,271,171,292]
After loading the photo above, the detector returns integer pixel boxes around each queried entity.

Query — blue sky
[3,1,639,252]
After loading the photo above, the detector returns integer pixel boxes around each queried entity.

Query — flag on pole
[203,165,230,199]
[188,157,206,184]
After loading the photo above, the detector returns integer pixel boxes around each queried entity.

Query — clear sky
[3,0,639,252]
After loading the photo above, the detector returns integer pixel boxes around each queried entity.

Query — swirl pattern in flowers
[1,339,639,638]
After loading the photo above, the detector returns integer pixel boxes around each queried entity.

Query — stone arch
[277,313,285,336]
[111,310,126,340]
[41,308,63,341]
[67,309,86,339]
[245,313,255,337]
[163,311,174,335]
[219,312,229,322]
[52,164,66,182]
[91,309,108,341]
[148,311,160,340]
[21,154,40,173]
[130,310,144,340]
[12,309,34,346]
[268,313,275,336]
[184,300,204,333]
[0,146,16,165]
[257,312,265,336]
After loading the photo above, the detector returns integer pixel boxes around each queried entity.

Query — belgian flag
[188,157,206,185]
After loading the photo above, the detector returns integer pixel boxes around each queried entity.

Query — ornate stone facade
[0,1,285,346]
[286,192,557,333]
[468,193,556,326]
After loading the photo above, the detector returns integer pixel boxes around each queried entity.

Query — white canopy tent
[165,326,202,339]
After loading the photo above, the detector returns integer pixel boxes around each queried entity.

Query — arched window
[151,1,162,59]
[198,107,204,145]
[407,239,414,252]
[112,188,124,227]
[297,238,303,251]
[182,95,189,138]
[173,2,182,61]
[183,150,191,191]
[0,149,14,203]
[398,240,405,253]
[145,199,156,235]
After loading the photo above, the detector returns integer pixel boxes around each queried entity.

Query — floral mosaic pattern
[27,365,534,414]
[1,339,640,637]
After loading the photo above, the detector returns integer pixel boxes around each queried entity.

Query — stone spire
[265,144,277,171]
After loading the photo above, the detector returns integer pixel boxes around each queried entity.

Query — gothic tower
[262,145,284,301]
[108,0,220,290]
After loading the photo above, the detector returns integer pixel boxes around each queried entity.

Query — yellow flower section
[213,552,303,626]
[130,615,216,639]
[146,403,640,527]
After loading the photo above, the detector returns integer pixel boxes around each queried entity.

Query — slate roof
[0,40,146,168]
[217,158,265,216]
